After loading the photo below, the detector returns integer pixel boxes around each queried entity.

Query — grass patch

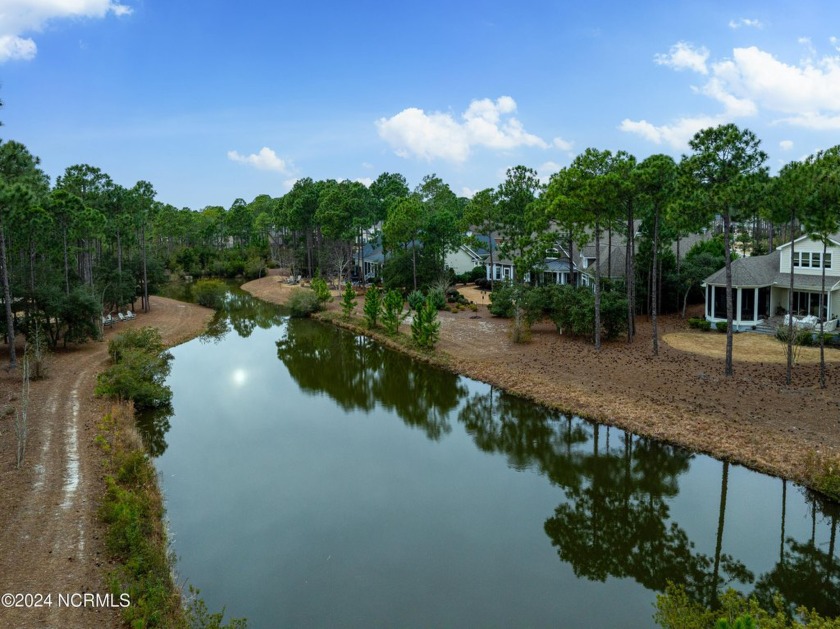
[97,403,246,628]
[663,332,840,364]
[805,451,840,502]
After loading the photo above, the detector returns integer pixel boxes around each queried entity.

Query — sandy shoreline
[242,276,840,489]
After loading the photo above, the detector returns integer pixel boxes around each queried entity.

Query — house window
[503,267,511,280]
[801,252,811,268]
[792,251,800,267]
[824,253,832,268]
[494,266,501,280]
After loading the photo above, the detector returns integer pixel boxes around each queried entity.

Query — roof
[704,250,781,286]
[777,232,840,250]
[704,249,840,290]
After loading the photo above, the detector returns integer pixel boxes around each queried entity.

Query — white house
[702,233,840,331]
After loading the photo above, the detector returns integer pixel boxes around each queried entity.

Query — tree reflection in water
[163,282,840,617]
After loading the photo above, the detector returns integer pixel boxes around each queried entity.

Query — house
[702,233,840,331]
[446,233,496,275]
[485,245,577,285]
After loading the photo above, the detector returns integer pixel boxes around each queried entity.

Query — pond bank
[0,296,213,628]
[241,276,840,494]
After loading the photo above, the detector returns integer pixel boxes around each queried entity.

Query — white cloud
[625,41,840,146]
[227,147,291,173]
[376,96,548,162]
[553,137,574,152]
[0,35,37,62]
[728,18,763,29]
[779,140,794,151]
[619,115,722,149]
[356,177,373,187]
[654,41,709,75]
[0,0,132,62]
[537,161,563,183]
[461,187,477,199]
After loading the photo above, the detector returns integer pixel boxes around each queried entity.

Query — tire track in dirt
[0,296,212,629]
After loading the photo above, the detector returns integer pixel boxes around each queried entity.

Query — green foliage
[288,290,321,318]
[381,289,408,335]
[310,276,332,303]
[363,285,382,329]
[95,327,173,410]
[428,286,447,310]
[411,296,440,349]
[193,279,228,309]
[489,282,516,317]
[654,582,840,629]
[716,321,729,333]
[600,290,629,340]
[340,282,357,319]
[407,289,425,311]
[688,317,712,331]
[805,452,840,501]
[775,325,815,347]
[97,407,246,629]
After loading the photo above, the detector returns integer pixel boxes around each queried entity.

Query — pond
[148,286,840,628]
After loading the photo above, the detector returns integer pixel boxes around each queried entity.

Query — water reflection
[276,317,466,440]
[275,319,840,616]
[157,285,840,623]
[135,404,173,457]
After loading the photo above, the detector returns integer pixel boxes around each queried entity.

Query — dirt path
[0,296,212,629]
[242,277,840,485]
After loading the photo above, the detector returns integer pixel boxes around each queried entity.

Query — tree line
[2,120,838,379]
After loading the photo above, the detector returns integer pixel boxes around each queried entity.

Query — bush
[411,297,440,349]
[688,317,712,331]
[96,328,173,410]
[288,290,321,318]
[381,289,407,335]
[468,265,487,283]
[428,286,447,310]
[340,282,356,319]
[716,321,728,333]
[489,283,515,318]
[310,276,332,303]
[407,290,425,311]
[775,325,814,346]
[363,286,382,329]
[192,279,227,309]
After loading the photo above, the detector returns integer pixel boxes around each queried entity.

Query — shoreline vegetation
[241,276,840,499]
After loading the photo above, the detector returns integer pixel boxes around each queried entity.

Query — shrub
[192,279,228,309]
[600,291,629,341]
[407,290,425,311]
[489,283,515,318]
[411,297,440,350]
[381,290,407,335]
[363,286,382,329]
[96,328,173,410]
[310,276,332,303]
[468,265,487,283]
[340,282,356,319]
[716,321,728,333]
[288,290,320,318]
[428,286,447,310]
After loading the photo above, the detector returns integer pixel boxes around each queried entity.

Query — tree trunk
[488,230,495,291]
[594,220,601,350]
[819,241,826,389]
[723,210,734,377]
[786,213,795,385]
[0,220,17,370]
[652,206,660,356]
[142,224,149,313]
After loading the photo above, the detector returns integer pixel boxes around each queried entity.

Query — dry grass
[663,331,840,364]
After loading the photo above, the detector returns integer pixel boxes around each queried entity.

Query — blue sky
[2,1,840,209]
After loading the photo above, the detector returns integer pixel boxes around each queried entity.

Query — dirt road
[0,296,211,629]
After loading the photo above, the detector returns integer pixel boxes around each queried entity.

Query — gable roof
[704,250,781,286]
[777,232,840,250]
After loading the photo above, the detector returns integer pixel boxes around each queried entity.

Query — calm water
[149,287,840,628]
